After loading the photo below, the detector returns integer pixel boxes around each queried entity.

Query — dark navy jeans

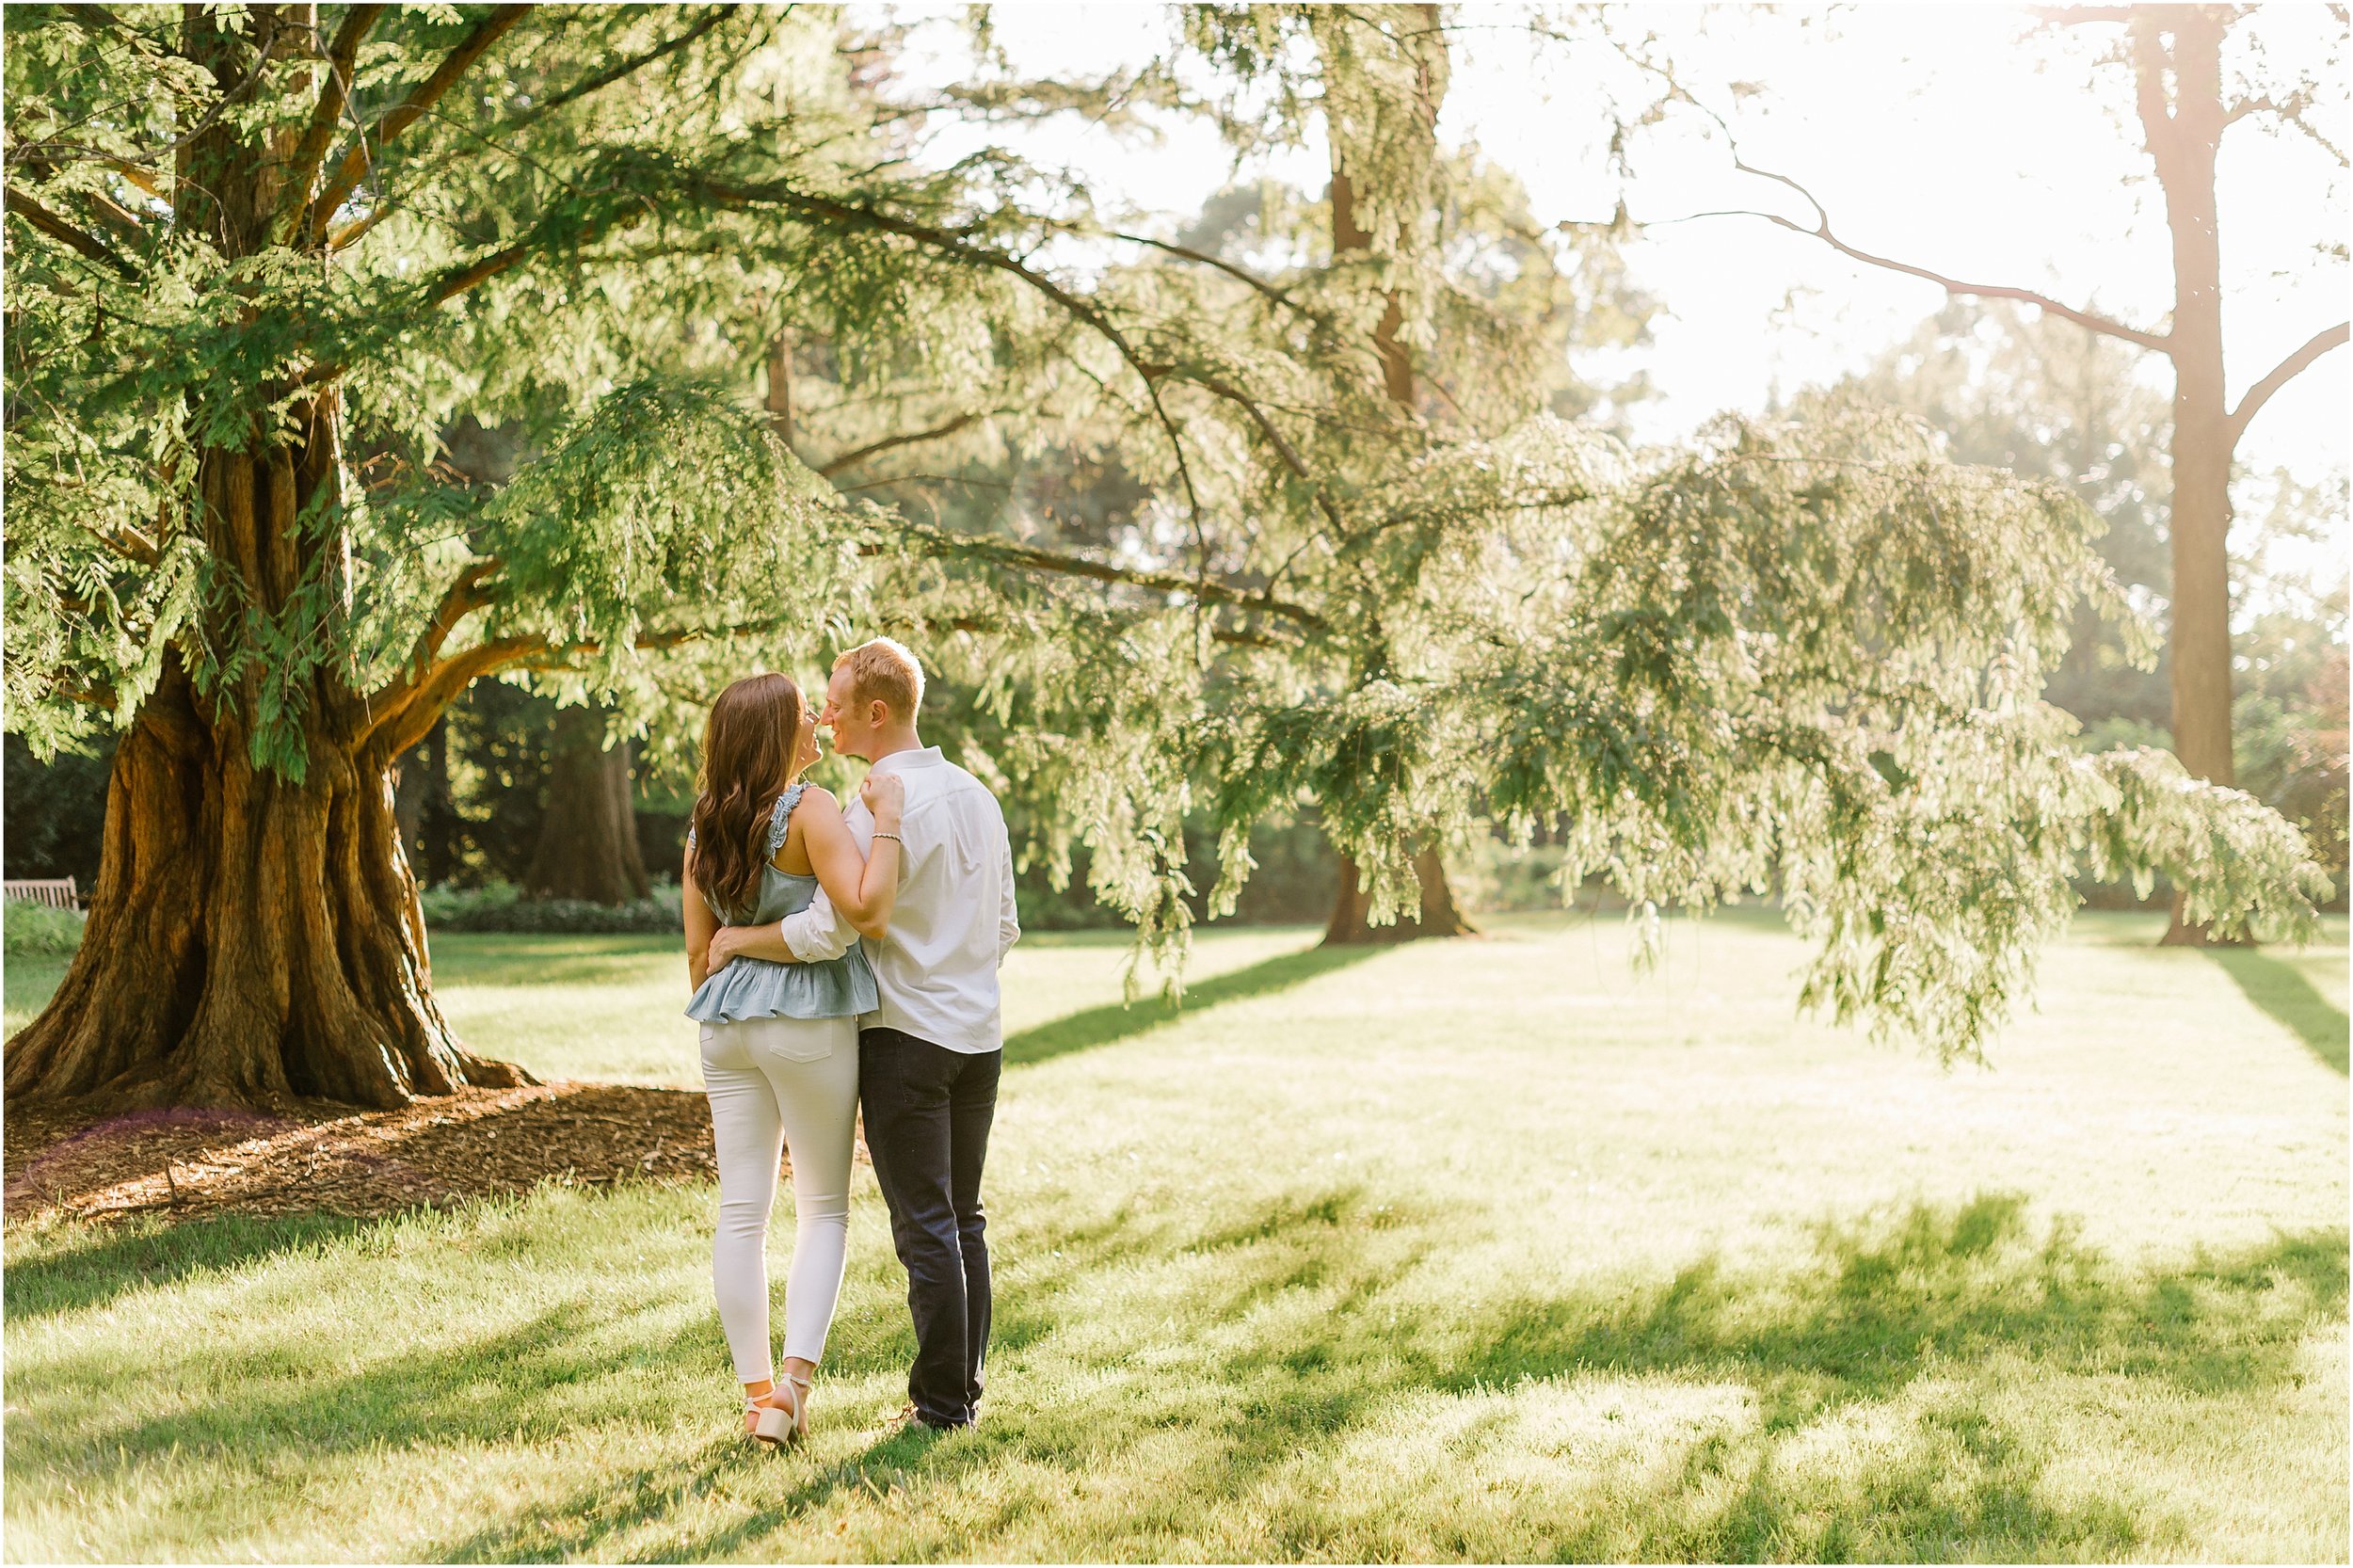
[857,1027,1000,1429]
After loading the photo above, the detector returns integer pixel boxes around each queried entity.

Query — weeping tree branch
[415,199,655,304]
[1178,368,1348,531]
[408,163,1343,588]
[1639,170,2173,353]
[688,173,1221,588]
[1108,230,1305,312]
[486,5,735,140]
[891,519,1334,634]
[815,408,1014,477]
[16,154,154,237]
[304,4,532,244]
[1572,28,2172,353]
[278,3,387,239]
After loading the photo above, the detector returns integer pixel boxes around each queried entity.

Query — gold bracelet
[872,831,903,843]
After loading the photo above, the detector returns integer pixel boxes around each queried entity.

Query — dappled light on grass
[3,912,2345,1560]
[8,1184,2335,1562]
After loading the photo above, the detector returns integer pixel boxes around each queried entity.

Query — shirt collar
[867,744,943,778]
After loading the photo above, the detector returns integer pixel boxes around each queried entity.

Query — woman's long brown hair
[690,673,805,920]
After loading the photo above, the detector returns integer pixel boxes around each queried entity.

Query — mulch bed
[3,1081,856,1228]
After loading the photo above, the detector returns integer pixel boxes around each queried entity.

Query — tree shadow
[3,1208,372,1322]
[25,1182,2344,1561]
[1003,943,1381,1067]
[1416,1193,2345,1411]
[2205,947,2349,1074]
[428,1191,2343,1560]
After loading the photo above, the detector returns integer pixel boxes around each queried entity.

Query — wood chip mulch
[3,1081,857,1229]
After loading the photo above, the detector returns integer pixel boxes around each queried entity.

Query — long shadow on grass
[1003,942,1381,1066]
[2204,947,2349,1074]
[428,1192,2343,1560]
[3,1209,373,1321]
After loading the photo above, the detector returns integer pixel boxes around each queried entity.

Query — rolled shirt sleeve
[779,888,856,963]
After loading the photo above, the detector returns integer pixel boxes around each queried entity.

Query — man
[709,638,1018,1432]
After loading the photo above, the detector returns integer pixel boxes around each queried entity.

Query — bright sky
[888,1,2349,495]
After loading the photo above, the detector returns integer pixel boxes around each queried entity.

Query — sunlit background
[883,2,2348,590]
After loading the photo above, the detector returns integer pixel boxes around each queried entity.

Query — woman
[682,672,904,1448]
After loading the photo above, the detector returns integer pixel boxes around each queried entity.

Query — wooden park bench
[3,877,80,910]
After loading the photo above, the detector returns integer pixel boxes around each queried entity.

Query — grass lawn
[4,909,2345,1561]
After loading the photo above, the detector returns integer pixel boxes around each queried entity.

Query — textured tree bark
[4,663,530,1109]
[1321,6,1471,947]
[522,709,649,904]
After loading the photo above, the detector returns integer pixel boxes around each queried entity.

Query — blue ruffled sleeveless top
[684,783,877,1024]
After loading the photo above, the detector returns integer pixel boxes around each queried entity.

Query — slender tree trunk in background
[2137,9,2240,947]
[522,707,649,904]
[765,329,794,452]
[1704,7,2346,944]
[1323,4,1472,945]
[5,6,530,1107]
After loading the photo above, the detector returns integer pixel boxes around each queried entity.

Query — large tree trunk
[5,665,529,1110]
[2138,8,2242,948]
[6,7,532,1106]
[1321,6,1471,947]
[522,709,649,904]
[1326,846,1475,944]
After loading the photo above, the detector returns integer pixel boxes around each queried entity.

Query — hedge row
[3,899,86,956]
[418,882,682,934]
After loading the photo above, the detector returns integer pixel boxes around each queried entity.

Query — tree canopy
[1,3,2332,1106]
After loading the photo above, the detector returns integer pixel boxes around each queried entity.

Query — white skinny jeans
[699,1014,860,1384]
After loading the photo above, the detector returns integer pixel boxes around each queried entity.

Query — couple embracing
[680,638,1017,1447]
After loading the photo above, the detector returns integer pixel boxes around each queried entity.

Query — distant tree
[520,706,649,904]
[1829,302,2347,900]
[1189,3,1666,943]
[1586,3,2349,942]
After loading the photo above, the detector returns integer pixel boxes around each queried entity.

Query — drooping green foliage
[2,1,2330,1080]
[1828,302,2348,901]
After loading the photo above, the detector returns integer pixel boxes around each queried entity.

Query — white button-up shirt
[778,745,1019,1053]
